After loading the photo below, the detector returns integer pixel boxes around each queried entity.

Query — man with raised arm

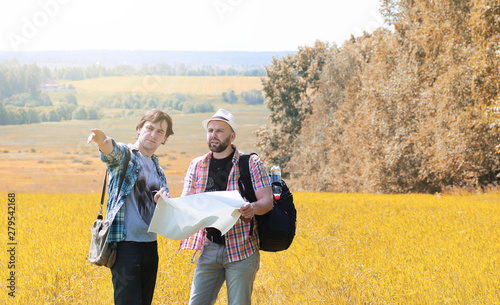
[87,109,174,305]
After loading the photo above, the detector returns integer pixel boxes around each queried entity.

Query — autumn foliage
[257,0,500,193]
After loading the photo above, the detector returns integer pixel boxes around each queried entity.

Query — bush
[72,107,87,120]
[47,109,60,122]
[181,102,214,114]
[86,107,99,120]
[241,89,264,105]
[222,90,237,104]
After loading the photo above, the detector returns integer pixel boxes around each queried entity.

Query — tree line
[0,61,103,125]
[32,62,265,81]
[0,59,265,125]
[257,0,500,193]
[93,93,215,115]
[0,103,100,125]
[222,89,264,105]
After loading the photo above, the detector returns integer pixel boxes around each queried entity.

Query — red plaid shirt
[179,146,271,262]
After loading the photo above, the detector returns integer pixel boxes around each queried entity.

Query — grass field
[1,191,499,304]
[0,76,269,196]
[0,105,270,196]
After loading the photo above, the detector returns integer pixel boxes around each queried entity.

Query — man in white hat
[178,108,273,304]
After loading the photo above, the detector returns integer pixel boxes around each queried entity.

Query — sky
[0,0,385,52]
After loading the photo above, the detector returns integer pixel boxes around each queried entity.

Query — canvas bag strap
[97,169,108,219]
[97,147,131,219]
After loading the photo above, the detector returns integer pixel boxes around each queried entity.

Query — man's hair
[136,109,174,144]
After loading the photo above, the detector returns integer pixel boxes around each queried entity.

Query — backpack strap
[238,153,257,202]
[238,153,258,236]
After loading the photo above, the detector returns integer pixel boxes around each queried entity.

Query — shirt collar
[128,143,159,162]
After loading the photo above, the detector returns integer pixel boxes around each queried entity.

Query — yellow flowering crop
[1,192,499,304]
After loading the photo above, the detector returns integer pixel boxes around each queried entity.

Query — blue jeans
[110,241,159,305]
[189,240,260,305]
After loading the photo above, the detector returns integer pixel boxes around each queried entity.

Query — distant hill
[0,50,296,68]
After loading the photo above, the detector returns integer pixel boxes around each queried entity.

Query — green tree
[241,90,264,105]
[27,108,40,124]
[222,90,237,104]
[47,109,60,122]
[84,64,106,78]
[41,66,52,81]
[38,112,47,122]
[56,104,76,120]
[72,107,87,120]
[4,93,33,107]
[62,67,84,80]
[256,40,332,173]
[24,63,41,97]
[0,103,8,125]
[0,70,7,100]
[87,107,99,120]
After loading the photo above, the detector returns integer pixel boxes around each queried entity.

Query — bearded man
[170,108,272,305]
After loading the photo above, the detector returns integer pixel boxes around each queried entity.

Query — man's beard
[208,136,231,153]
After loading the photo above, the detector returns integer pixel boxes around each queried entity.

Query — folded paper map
[148,190,245,240]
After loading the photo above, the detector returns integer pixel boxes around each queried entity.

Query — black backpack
[238,153,296,252]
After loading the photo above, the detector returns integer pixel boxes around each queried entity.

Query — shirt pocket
[194,177,206,193]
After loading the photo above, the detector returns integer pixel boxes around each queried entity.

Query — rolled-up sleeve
[249,154,271,191]
[100,139,126,169]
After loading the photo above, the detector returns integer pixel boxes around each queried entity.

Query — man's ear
[231,131,236,142]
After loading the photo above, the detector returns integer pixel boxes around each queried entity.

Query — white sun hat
[202,108,238,133]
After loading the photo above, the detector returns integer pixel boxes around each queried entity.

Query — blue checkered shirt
[100,140,168,243]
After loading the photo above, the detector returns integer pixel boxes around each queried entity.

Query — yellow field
[66,76,263,94]
[60,76,263,106]
[1,191,499,304]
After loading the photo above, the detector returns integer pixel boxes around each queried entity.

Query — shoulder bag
[88,148,130,267]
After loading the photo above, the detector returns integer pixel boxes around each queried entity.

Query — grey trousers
[189,240,260,305]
